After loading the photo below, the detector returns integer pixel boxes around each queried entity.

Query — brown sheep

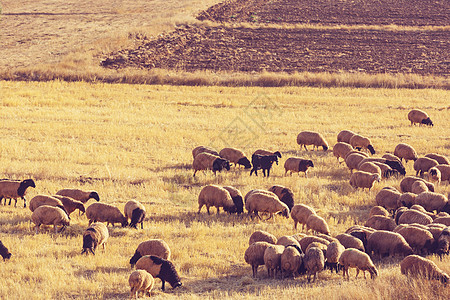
[56,188,99,203]
[394,143,418,163]
[414,157,439,177]
[407,109,433,126]
[401,255,448,283]
[337,130,357,144]
[297,131,328,151]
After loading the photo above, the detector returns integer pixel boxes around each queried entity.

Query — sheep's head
[307,160,314,168]
[372,174,381,183]
[89,192,100,202]
[367,145,376,155]
[421,117,433,126]
[280,208,290,219]
[274,151,282,158]
[238,157,252,169]
[368,266,378,279]
[0,241,11,261]
[322,145,328,151]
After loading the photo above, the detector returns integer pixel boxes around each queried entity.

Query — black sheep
[250,154,278,177]
[135,255,182,291]
[0,241,11,261]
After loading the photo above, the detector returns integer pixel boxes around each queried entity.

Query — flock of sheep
[0,108,449,297]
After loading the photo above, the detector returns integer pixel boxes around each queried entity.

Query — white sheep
[124,200,146,229]
[29,195,69,217]
[296,131,328,151]
[85,202,128,227]
[433,216,450,226]
[244,241,272,278]
[427,167,441,184]
[397,192,417,208]
[424,153,449,165]
[267,185,294,212]
[401,255,448,283]
[130,239,171,267]
[345,153,368,174]
[192,152,230,177]
[298,236,330,253]
[31,205,70,234]
[325,241,345,273]
[198,185,234,215]
[337,130,356,144]
[249,230,277,245]
[394,143,418,163]
[264,244,285,278]
[411,180,429,194]
[398,209,433,225]
[369,206,389,217]
[52,195,85,216]
[358,162,382,177]
[283,157,314,177]
[276,235,301,248]
[335,233,365,252]
[414,157,439,177]
[81,222,109,255]
[129,270,154,299]
[332,142,354,163]
[349,171,381,191]
[222,186,244,214]
[290,204,316,230]
[306,214,330,235]
[219,147,251,169]
[400,176,435,193]
[192,145,219,158]
[435,164,450,183]
[414,192,449,213]
[382,153,401,162]
[349,134,375,155]
[303,247,325,282]
[372,162,397,179]
[366,230,413,258]
[0,179,36,207]
[375,187,402,212]
[365,215,396,231]
[56,188,100,203]
[395,225,435,255]
[281,245,303,278]
[407,109,433,126]
[245,191,289,220]
[339,248,378,279]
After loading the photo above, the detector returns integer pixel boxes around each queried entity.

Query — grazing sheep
[276,235,301,248]
[394,143,418,163]
[222,186,244,214]
[130,240,171,267]
[129,270,154,299]
[358,158,406,176]
[31,205,70,234]
[339,248,378,279]
[414,157,439,177]
[349,134,375,155]
[382,153,401,163]
[427,223,447,241]
[337,130,357,144]
[306,214,330,235]
[436,227,450,256]
[135,255,182,291]
[85,202,128,227]
[245,191,290,220]
[305,242,327,256]
[0,241,12,261]
[398,209,433,225]
[192,146,219,158]
[198,185,234,215]
[0,179,36,208]
[264,244,285,278]
[281,245,303,278]
[401,255,448,283]
[433,217,450,226]
[284,157,314,177]
[81,222,109,255]
[345,153,369,174]
[124,200,146,229]
[297,131,329,151]
[333,142,354,163]
[411,181,429,194]
[298,236,330,253]
[56,188,99,203]
[268,185,294,212]
[335,233,365,252]
[400,176,435,193]
[395,225,436,255]
[29,195,69,217]
[244,189,275,203]
[349,171,381,191]
[408,109,433,126]
[315,234,338,244]
[291,204,316,230]
[253,149,282,158]
[365,215,396,231]
[358,162,382,177]
[192,152,230,177]
[52,195,85,216]
[369,205,390,218]
[325,241,345,273]
[372,162,398,179]
[244,241,273,278]
[397,193,417,209]
[249,230,277,245]
[366,230,413,259]
[414,192,449,213]
[219,147,251,169]
[425,153,449,165]
[427,167,441,184]
[375,187,402,212]
[250,154,278,177]
[303,247,325,282]
[435,165,450,183]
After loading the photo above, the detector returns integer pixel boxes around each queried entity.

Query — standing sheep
[130,239,171,267]
[245,191,290,220]
[400,176,435,193]
[401,255,448,283]
[192,152,230,177]
[124,200,146,229]
[56,188,100,203]
[135,255,182,291]
[427,167,441,184]
[372,162,398,179]
[414,157,439,177]
[222,186,244,214]
[291,204,316,230]
[0,241,12,261]
[31,205,70,234]
[219,147,252,169]
[306,214,330,235]
[349,134,376,155]
[366,230,413,259]
[85,202,128,227]
[249,230,277,245]
[349,171,381,191]
[435,164,450,183]
[268,185,294,212]
[277,235,301,248]
[358,158,406,176]
[0,179,36,208]
[337,130,357,144]
[244,241,272,278]
[339,248,378,279]
[398,209,433,225]
[81,222,109,255]
[253,149,282,159]
[369,206,389,217]
[29,195,70,218]
[250,154,278,177]
[264,244,285,278]
[436,227,450,256]
[365,215,396,231]
[382,153,401,163]
[303,247,325,282]
[281,245,303,278]
[424,153,449,165]
[375,187,402,212]
[407,109,433,126]
[358,162,382,178]
[192,146,219,158]
[333,142,354,163]
[129,270,154,299]
[394,143,418,163]
[395,225,436,255]
[414,192,449,213]
[284,157,314,177]
[411,181,429,194]
[52,195,85,216]
[299,236,330,253]
[297,131,329,151]
[325,241,345,273]
[198,185,234,215]
[335,233,365,252]
[345,153,368,174]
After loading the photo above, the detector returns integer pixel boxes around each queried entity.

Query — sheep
[427,223,448,241]
[349,134,375,155]
[366,230,413,259]
[0,179,35,208]
[425,153,449,165]
[335,233,365,252]
[192,152,230,177]
[219,147,251,169]
[345,153,369,173]
[250,154,278,177]
[56,188,99,203]
[283,157,314,177]
[357,158,406,176]
[306,214,330,235]
[29,195,70,217]
[339,248,378,279]
[124,200,146,229]
[349,171,381,191]
[130,240,171,268]
[427,167,441,184]
[281,245,303,278]
[291,204,316,230]
[222,186,244,214]
[395,225,436,255]
[435,164,450,183]
[85,202,128,227]
[397,193,417,209]
[400,176,435,193]
[382,153,401,163]
[245,191,289,220]
[268,185,294,212]
[198,185,234,215]
[0,241,12,261]
[369,205,390,218]
[414,157,439,177]
[414,192,449,213]
[345,226,375,250]
[276,235,301,248]
[249,230,277,245]
[411,181,429,194]
[401,255,448,283]
[264,244,285,278]
[298,236,330,253]
[297,131,328,151]
[52,195,85,216]
[129,270,154,299]
[337,130,356,144]
[394,143,418,163]
[372,162,398,179]
[407,109,433,126]
[303,247,325,282]
[305,242,327,257]
[135,255,182,291]
[333,142,354,163]
[31,205,70,234]
[244,241,273,278]
[81,222,109,255]
[358,162,382,177]
[365,215,396,231]
[253,149,282,159]
[398,209,433,225]
[375,187,402,212]
[325,241,345,273]
[433,217,450,226]
[192,145,219,158]
[436,227,450,256]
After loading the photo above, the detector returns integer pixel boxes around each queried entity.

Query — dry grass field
[0,80,449,299]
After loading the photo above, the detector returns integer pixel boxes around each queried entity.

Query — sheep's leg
[206,206,211,215]
[198,204,203,214]
[262,169,266,177]
[8,198,12,206]
[161,280,166,291]
[355,268,360,278]
[294,221,297,230]
[216,207,220,214]
[252,265,258,278]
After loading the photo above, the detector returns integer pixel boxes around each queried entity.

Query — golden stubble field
[0,80,449,299]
